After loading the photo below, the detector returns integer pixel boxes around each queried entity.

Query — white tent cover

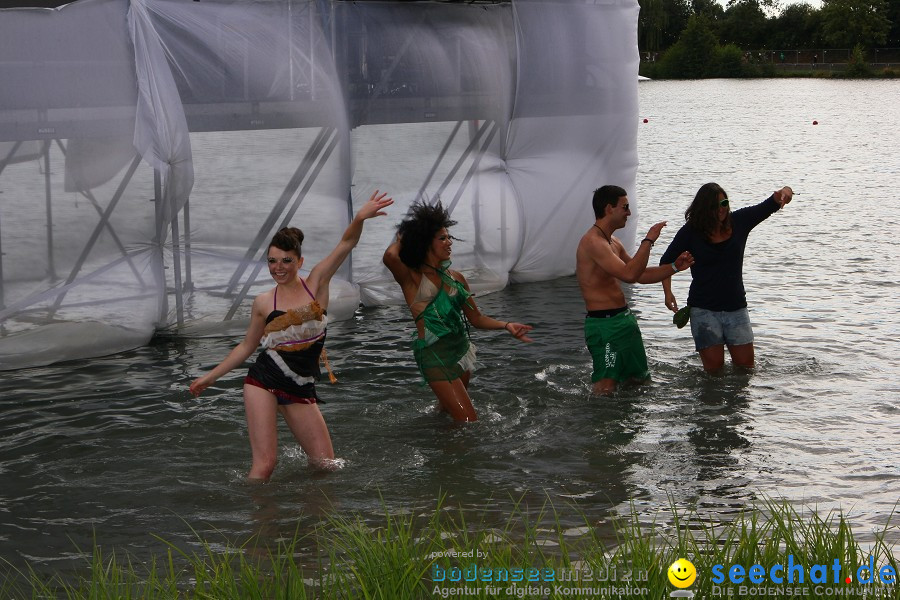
[0,0,640,369]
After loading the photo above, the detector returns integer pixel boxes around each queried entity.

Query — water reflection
[582,395,647,506]
[687,374,754,505]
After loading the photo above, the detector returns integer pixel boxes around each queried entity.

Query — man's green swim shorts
[584,309,650,383]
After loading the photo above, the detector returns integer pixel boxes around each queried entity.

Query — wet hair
[269,227,304,257]
[397,200,457,269]
[685,182,731,239]
[592,185,627,219]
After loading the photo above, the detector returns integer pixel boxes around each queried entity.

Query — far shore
[639,61,900,80]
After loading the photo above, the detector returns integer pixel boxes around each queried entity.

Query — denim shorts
[689,307,754,351]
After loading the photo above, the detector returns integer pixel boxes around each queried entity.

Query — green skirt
[412,331,474,383]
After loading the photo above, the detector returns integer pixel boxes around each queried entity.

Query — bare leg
[698,344,726,373]
[428,378,478,422]
[243,384,280,481]
[727,342,755,369]
[434,370,472,413]
[591,378,617,395]
[279,402,335,470]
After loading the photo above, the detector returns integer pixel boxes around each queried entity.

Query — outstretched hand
[645,221,667,242]
[357,190,394,220]
[774,186,793,207]
[189,375,213,397]
[505,322,534,343]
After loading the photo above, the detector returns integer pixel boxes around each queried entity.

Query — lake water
[1,79,898,580]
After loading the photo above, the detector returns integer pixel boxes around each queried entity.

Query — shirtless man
[576,185,694,394]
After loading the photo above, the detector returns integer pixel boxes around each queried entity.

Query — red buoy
[642,118,648,123]
[812,120,818,125]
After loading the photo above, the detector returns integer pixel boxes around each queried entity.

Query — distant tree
[886,0,900,45]
[658,14,720,77]
[639,0,667,52]
[770,3,823,48]
[680,14,720,76]
[727,0,778,8]
[716,43,749,76]
[841,44,875,76]
[662,0,693,47]
[820,0,891,47]
[692,0,725,24]
[721,0,769,48]
[639,0,691,52]
[803,6,827,47]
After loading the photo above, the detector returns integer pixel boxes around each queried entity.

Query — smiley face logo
[668,558,697,588]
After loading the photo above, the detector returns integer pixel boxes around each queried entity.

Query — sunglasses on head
[267,257,295,265]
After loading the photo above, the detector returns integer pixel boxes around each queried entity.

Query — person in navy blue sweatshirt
[659,182,794,372]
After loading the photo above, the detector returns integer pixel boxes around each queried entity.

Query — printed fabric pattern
[412,267,476,383]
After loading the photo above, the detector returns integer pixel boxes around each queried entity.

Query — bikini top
[411,266,469,308]
[260,278,336,382]
[411,275,443,314]
[412,264,472,341]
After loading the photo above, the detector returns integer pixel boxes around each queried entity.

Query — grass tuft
[3,496,897,599]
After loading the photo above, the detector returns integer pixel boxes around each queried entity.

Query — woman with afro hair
[383,201,533,422]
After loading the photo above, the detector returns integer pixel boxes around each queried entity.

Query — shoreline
[639,65,900,80]
[639,58,900,80]
[5,498,897,599]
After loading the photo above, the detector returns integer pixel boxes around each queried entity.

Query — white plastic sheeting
[0,0,639,369]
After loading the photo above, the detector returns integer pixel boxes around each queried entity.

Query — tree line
[639,0,900,77]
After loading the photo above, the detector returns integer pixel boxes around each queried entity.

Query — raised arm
[734,186,793,231]
[594,222,666,283]
[383,234,415,288]
[307,190,393,293]
[774,186,793,207]
[455,271,533,342]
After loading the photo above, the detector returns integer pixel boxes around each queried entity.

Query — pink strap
[274,277,315,311]
[300,277,316,301]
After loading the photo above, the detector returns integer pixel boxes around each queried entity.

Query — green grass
[3,497,897,599]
